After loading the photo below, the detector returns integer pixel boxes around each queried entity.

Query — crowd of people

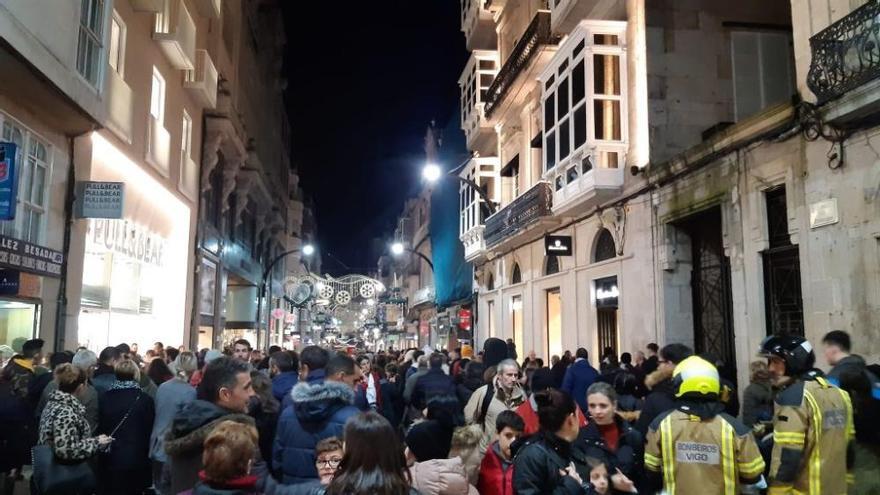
[0,331,878,495]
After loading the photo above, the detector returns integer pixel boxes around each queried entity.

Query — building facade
[0,0,302,353]
[459,0,880,387]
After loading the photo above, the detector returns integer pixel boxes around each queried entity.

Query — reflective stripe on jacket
[644,408,765,495]
[768,376,854,495]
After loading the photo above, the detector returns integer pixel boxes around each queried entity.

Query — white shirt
[366,373,377,406]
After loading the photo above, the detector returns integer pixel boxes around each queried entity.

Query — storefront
[71,132,194,351]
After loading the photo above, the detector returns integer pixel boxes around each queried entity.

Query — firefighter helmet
[672,356,720,398]
[758,334,815,376]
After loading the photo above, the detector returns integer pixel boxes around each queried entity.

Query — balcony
[461,0,497,50]
[185,50,219,108]
[460,51,499,154]
[484,182,557,254]
[130,0,163,12]
[550,148,625,216]
[179,154,199,202]
[195,0,221,18]
[105,70,134,144]
[484,11,561,119]
[461,226,486,262]
[146,116,171,176]
[153,0,197,70]
[459,156,499,262]
[411,285,436,309]
[550,0,627,33]
[807,0,880,122]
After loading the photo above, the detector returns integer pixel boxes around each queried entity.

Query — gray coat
[150,377,196,463]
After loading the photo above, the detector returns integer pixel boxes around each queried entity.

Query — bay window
[0,113,52,244]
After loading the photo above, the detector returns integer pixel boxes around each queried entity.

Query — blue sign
[0,143,19,221]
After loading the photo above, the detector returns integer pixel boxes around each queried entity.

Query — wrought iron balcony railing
[484,11,560,118]
[807,0,880,104]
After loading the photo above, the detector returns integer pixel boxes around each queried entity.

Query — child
[186,420,261,495]
[477,410,524,495]
[314,437,344,486]
[584,457,637,495]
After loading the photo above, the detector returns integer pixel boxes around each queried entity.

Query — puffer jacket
[38,390,101,461]
[572,415,643,482]
[164,400,255,495]
[477,441,514,495]
[410,456,478,495]
[634,367,676,436]
[273,380,360,484]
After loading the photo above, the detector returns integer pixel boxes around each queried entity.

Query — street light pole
[390,242,434,273]
[255,244,314,349]
[423,162,497,216]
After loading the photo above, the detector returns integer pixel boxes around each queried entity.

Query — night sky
[282,1,468,274]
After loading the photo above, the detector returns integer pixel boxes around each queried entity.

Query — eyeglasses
[315,458,342,469]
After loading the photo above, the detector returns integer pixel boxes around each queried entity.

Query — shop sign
[484,182,552,248]
[0,143,19,221]
[545,235,573,256]
[0,269,19,295]
[595,276,619,308]
[75,181,125,219]
[0,234,63,278]
[88,218,166,266]
[458,309,472,330]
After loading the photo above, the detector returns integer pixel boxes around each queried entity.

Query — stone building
[459,0,880,387]
[0,0,302,352]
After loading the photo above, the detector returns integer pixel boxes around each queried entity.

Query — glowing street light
[302,244,315,256]
[422,163,442,183]
[389,241,434,273]
[391,242,405,256]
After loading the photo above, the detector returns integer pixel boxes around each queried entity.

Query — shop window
[542,23,626,177]
[0,113,52,244]
[108,11,125,76]
[511,263,522,284]
[511,295,523,357]
[544,255,560,275]
[0,300,40,352]
[77,0,106,88]
[546,288,562,361]
[487,299,496,338]
[594,228,616,262]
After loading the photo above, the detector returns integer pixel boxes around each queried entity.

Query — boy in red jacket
[477,410,524,495]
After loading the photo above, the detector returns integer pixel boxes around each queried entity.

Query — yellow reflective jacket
[645,406,765,495]
[768,375,855,495]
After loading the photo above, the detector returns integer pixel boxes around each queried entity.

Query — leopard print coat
[38,390,100,461]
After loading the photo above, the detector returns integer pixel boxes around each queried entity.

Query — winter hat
[530,368,555,394]
[406,420,452,462]
[204,349,224,364]
[482,338,509,370]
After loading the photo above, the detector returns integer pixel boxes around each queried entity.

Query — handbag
[31,444,95,495]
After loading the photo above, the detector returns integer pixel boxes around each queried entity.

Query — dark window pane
[558,59,569,75]
[593,54,621,95]
[572,60,585,104]
[574,105,587,149]
[559,119,570,160]
[567,167,578,183]
[594,100,622,140]
[479,59,496,70]
[581,155,593,174]
[480,73,494,87]
[545,131,556,170]
[545,75,555,90]
[594,229,617,262]
[574,38,585,56]
[555,176,564,191]
[558,78,569,116]
[594,34,619,45]
[544,94,555,128]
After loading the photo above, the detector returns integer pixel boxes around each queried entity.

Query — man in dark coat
[91,346,121,395]
[164,357,255,495]
[634,343,692,436]
[270,351,299,403]
[561,348,598,414]
[281,346,328,410]
[273,354,362,484]
[411,353,457,410]
[641,343,660,376]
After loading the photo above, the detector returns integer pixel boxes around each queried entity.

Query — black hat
[405,420,452,462]
[530,368,555,394]
[482,338,509,370]
[22,339,44,356]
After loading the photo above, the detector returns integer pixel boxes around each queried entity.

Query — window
[542,23,626,179]
[544,255,560,275]
[594,228,616,262]
[181,110,193,162]
[108,11,125,75]
[501,155,520,203]
[511,263,522,284]
[0,113,52,244]
[487,299,496,338]
[511,295,523,357]
[77,0,106,87]
[150,68,166,122]
[731,30,795,121]
[461,54,497,125]
[486,272,495,291]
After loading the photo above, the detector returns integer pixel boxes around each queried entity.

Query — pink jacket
[410,457,479,495]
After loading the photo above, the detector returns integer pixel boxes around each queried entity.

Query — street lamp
[255,243,315,348]
[390,241,434,272]
[421,161,498,216]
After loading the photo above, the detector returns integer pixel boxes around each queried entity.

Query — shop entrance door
[546,289,562,361]
[681,208,737,385]
[595,277,619,358]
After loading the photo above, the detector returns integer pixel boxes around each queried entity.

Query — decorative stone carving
[200,130,225,192]
[220,157,244,212]
[599,206,627,256]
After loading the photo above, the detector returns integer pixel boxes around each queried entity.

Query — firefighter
[759,334,855,494]
[644,356,765,494]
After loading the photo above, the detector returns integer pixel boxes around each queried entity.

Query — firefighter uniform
[644,356,765,495]
[768,375,855,495]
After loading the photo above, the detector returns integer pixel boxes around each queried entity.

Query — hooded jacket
[634,366,677,436]
[272,371,299,404]
[164,400,255,495]
[273,380,360,484]
[410,456,478,495]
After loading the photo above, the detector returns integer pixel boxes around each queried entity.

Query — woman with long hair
[512,388,586,495]
[325,411,417,495]
[248,371,280,464]
[147,358,174,386]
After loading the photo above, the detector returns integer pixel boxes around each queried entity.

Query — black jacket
[97,385,155,494]
[512,431,585,495]
[573,415,643,481]
[634,368,677,437]
[410,367,457,410]
[456,374,483,406]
